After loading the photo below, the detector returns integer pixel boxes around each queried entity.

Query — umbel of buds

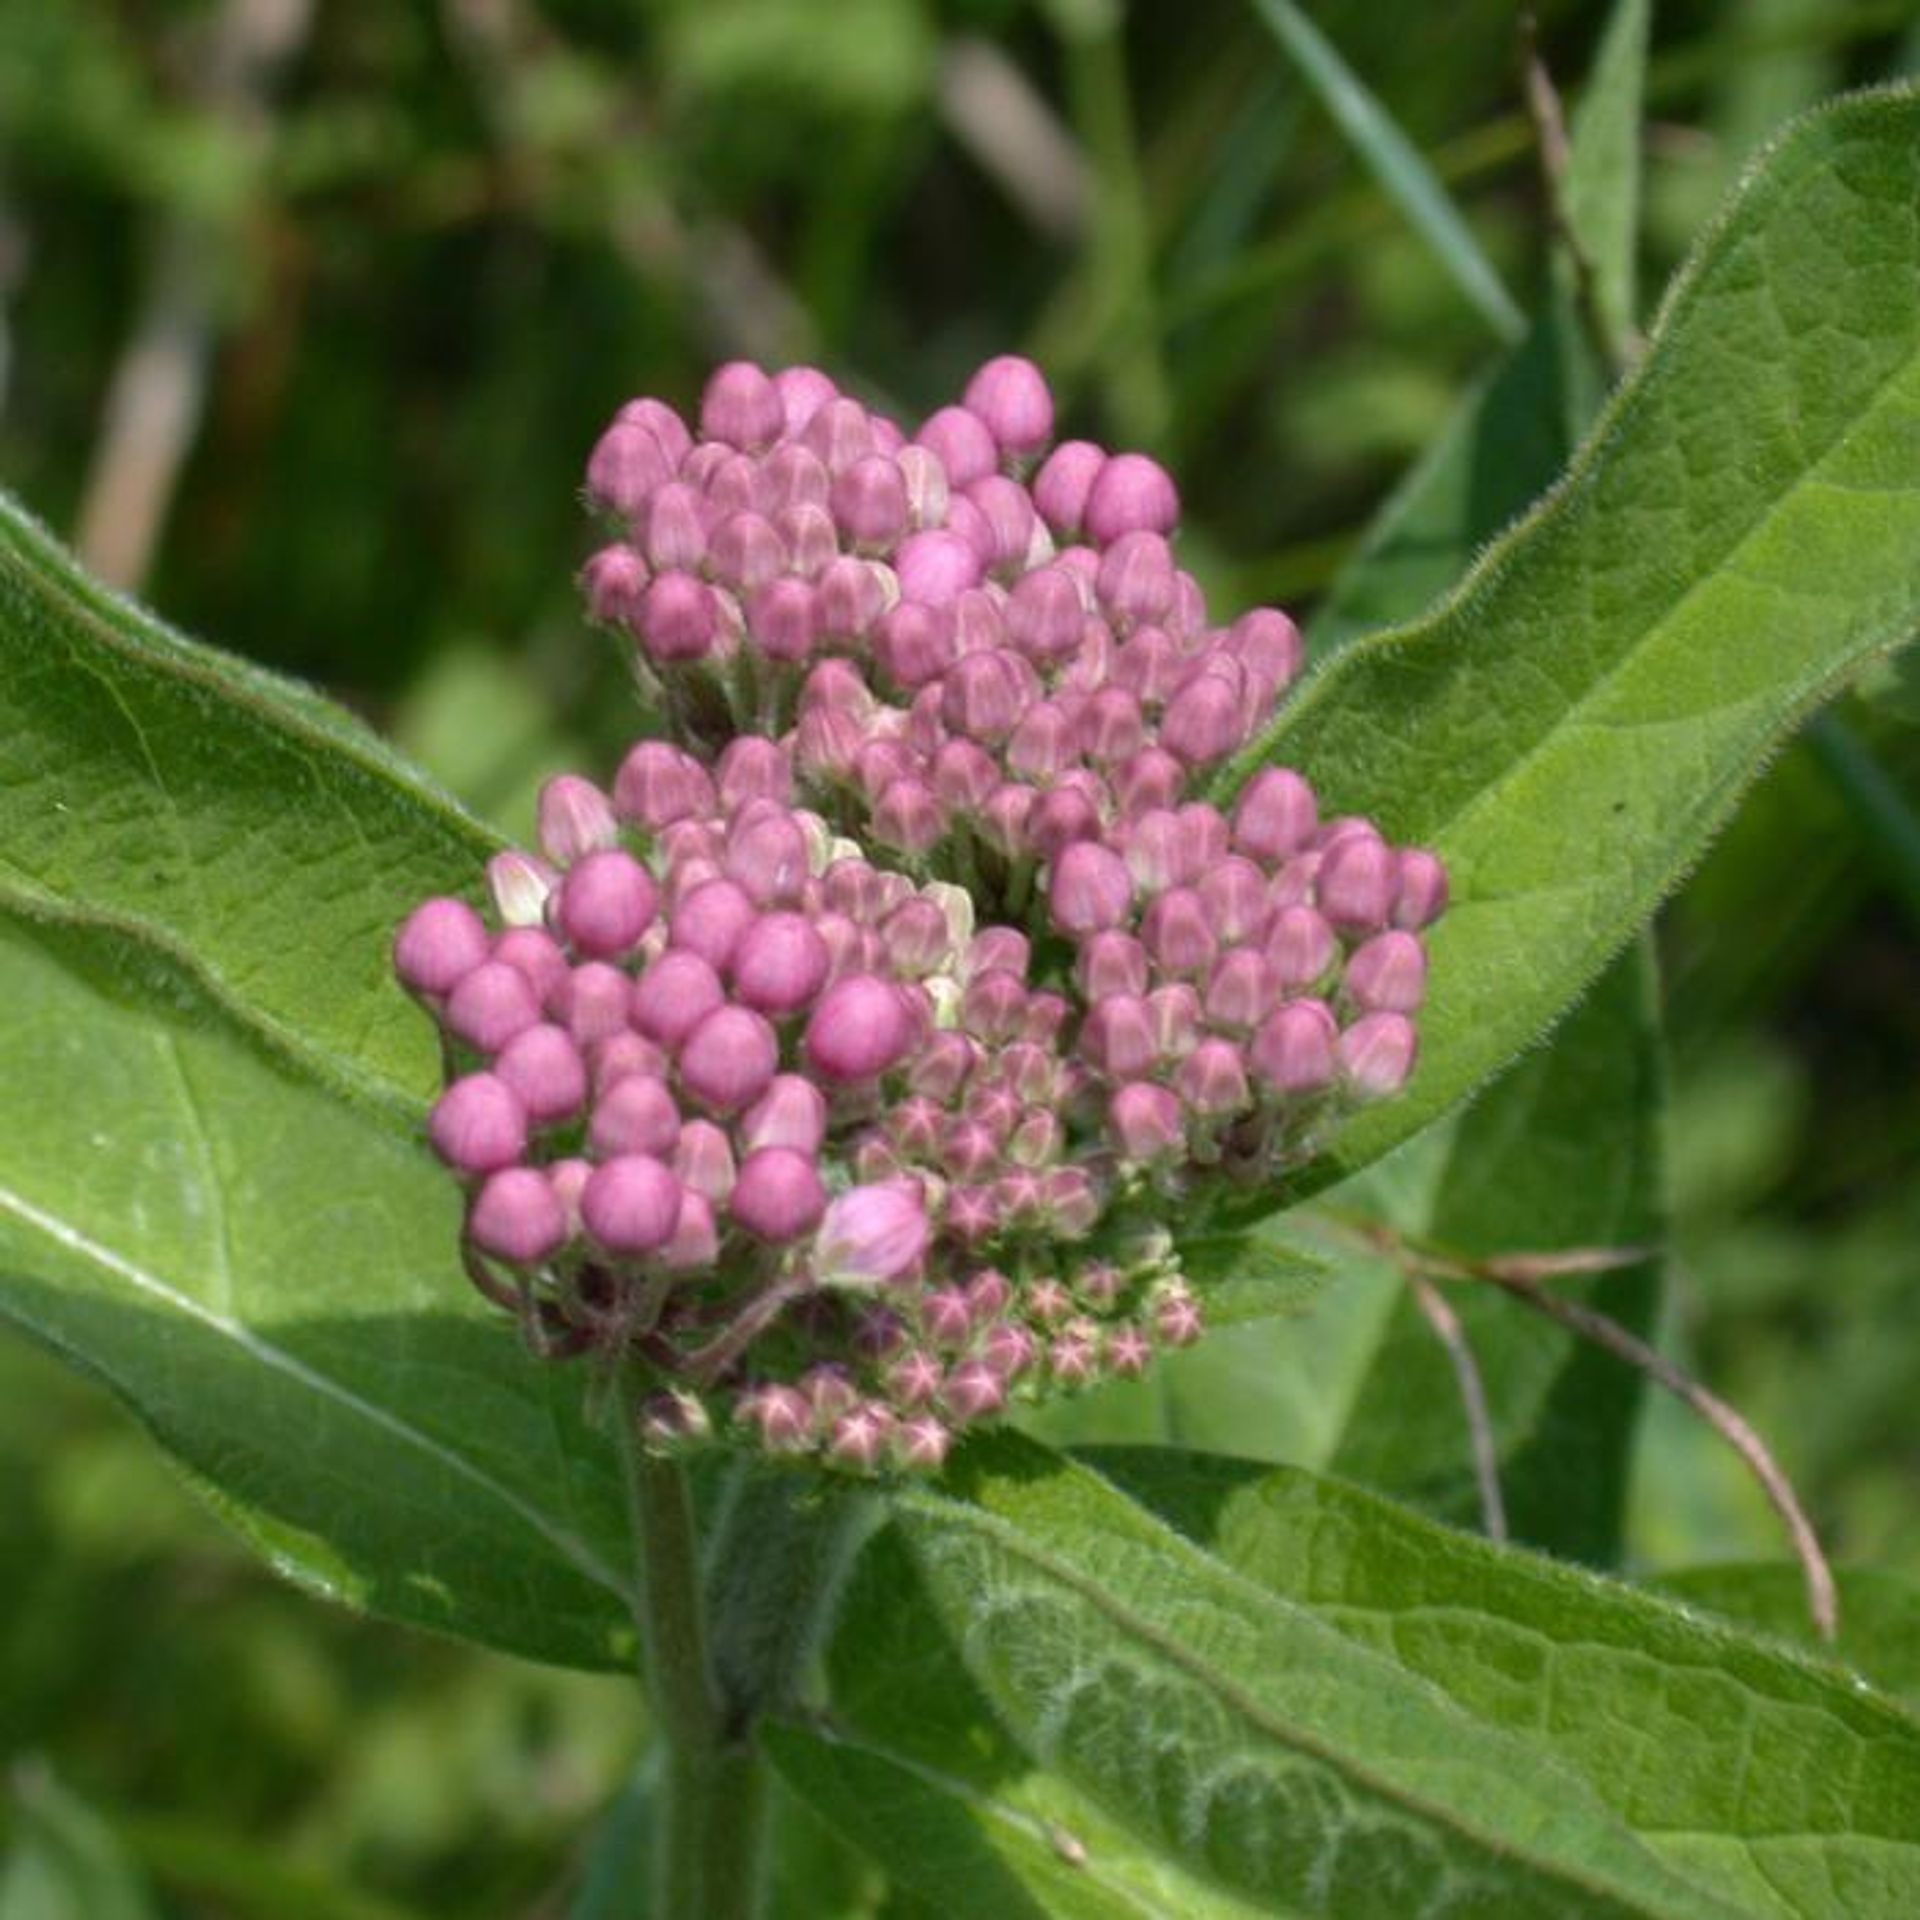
[396,356,1446,1473]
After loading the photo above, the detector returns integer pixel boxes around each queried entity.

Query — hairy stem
[615,1404,772,1918]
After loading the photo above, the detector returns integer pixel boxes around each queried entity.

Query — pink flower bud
[1106,1325,1153,1377]
[1392,847,1449,930]
[712,911,822,1013]
[730,1146,829,1241]
[760,365,830,438]
[1344,930,1427,1014]
[1227,607,1303,691]
[1146,983,1202,1061]
[1338,1011,1417,1098]
[805,975,914,1082]
[1177,1037,1251,1116]
[1027,787,1103,863]
[1204,946,1275,1030]
[824,1403,893,1471]
[740,1073,828,1156]
[705,512,783,597]
[494,926,570,1008]
[911,404,994,486]
[672,1118,737,1204]
[559,961,635,1045]
[895,528,982,606]
[1032,439,1105,533]
[888,1347,945,1407]
[1250,999,1337,1094]
[669,878,756,972]
[981,1320,1037,1377]
[977,782,1036,859]
[827,453,907,548]
[1048,840,1132,935]
[873,777,945,856]
[613,741,715,831]
[494,1023,589,1124]
[468,1167,567,1265]
[815,554,890,640]
[586,420,674,516]
[761,442,833,517]
[1008,1108,1063,1167]
[1161,664,1247,766]
[959,968,1028,1046]
[677,1005,778,1114]
[487,851,556,929]
[1005,565,1085,664]
[430,1073,527,1174]
[1049,1334,1098,1385]
[1264,905,1336,989]
[1317,832,1398,932]
[1077,687,1145,767]
[558,850,658,960]
[1078,993,1156,1077]
[638,570,719,664]
[1232,767,1318,865]
[640,482,709,573]
[1197,857,1271,946]
[445,960,543,1052]
[800,396,877,474]
[616,396,693,464]
[1113,747,1184,819]
[1096,530,1175,631]
[700,361,784,449]
[581,1155,682,1255]
[537,776,619,868]
[941,1358,1006,1423]
[964,475,1037,572]
[919,1288,973,1347]
[909,1030,979,1102]
[632,951,726,1046]
[590,1030,667,1094]
[1108,1082,1184,1161]
[962,355,1053,456]
[741,577,815,663]
[939,648,1028,744]
[1084,452,1178,544]
[1140,887,1218,978]
[724,806,811,906]
[395,897,491,997]
[589,1073,681,1159]
[741,1385,815,1453]
[815,1180,930,1287]
[581,544,649,627]
[777,503,837,579]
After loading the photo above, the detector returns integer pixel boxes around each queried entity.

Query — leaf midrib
[902,1487,1736,1919]
[0,1179,630,1607]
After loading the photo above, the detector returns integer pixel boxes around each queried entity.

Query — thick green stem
[617,1416,773,1919]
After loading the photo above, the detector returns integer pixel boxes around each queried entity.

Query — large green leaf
[0,907,634,1670]
[1088,1448,1920,1920]
[1216,84,1920,1189]
[0,494,497,1119]
[898,1433,1747,1918]
[1650,1562,1920,1709]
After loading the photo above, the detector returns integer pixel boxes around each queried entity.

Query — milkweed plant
[3,15,1919,1919]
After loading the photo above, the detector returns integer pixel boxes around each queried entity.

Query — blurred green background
[3,0,1918,1912]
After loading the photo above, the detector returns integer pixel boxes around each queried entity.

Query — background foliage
[3,1,1919,1914]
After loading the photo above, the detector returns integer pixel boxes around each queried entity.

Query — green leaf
[1326,941,1663,1563]
[1563,0,1650,357]
[1247,0,1525,344]
[1219,85,1920,1189]
[771,1523,1310,1918]
[1649,1562,1920,1709]
[0,908,634,1671]
[0,492,498,1120]
[899,1432,1746,1918]
[1088,1447,1920,1920]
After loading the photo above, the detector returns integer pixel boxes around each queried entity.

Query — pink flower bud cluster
[396,353,1449,1475]
[395,754,1202,1472]
[578,357,1303,914]
[1045,769,1445,1177]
